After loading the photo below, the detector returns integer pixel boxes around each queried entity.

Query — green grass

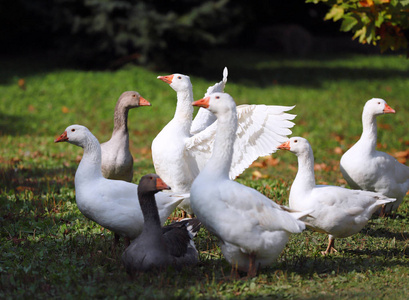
[1,50,409,298]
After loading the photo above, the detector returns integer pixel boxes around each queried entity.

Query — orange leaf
[18,78,26,90]
[393,150,409,158]
[334,147,343,155]
[250,161,264,168]
[359,0,373,7]
[62,106,70,113]
[265,157,279,167]
[314,163,327,171]
[28,105,36,112]
[252,170,268,180]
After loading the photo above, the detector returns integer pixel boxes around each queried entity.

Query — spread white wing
[187,103,296,179]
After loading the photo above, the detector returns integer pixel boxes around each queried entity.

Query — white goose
[101,91,151,182]
[278,137,395,254]
[54,125,185,240]
[152,70,295,213]
[190,93,308,277]
[190,67,228,134]
[340,98,409,214]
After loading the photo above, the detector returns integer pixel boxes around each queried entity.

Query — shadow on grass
[0,165,75,194]
[362,227,409,242]
[2,50,409,90]
[192,52,409,88]
[0,112,36,135]
[276,250,409,279]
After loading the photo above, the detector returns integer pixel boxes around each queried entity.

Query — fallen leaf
[250,161,264,168]
[334,147,343,155]
[252,170,268,180]
[378,123,391,130]
[337,178,347,185]
[62,106,70,113]
[393,150,409,158]
[265,156,279,166]
[16,186,35,192]
[27,105,36,112]
[18,78,26,90]
[314,163,327,171]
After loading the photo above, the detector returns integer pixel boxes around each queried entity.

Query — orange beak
[139,96,151,106]
[277,140,291,150]
[383,103,395,114]
[192,97,210,108]
[54,131,68,143]
[156,177,171,191]
[157,75,174,84]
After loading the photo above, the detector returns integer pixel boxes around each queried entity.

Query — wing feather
[188,103,295,179]
[191,67,228,134]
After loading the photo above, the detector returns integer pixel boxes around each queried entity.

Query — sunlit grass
[1,51,409,298]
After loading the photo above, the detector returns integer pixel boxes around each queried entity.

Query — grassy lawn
[1,50,409,298]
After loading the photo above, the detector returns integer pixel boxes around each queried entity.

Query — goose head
[138,174,171,196]
[278,137,311,156]
[117,91,151,109]
[54,125,93,148]
[363,98,395,117]
[157,73,192,93]
[192,92,236,117]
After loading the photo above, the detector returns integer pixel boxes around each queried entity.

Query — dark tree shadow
[0,112,36,135]
[189,49,409,89]
[0,165,76,194]
[362,227,409,242]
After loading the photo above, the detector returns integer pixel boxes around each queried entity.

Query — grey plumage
[122,174,201,274]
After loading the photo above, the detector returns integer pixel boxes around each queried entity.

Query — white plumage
[190,93,308,276]
[190,67,228,134]
[340,98,408,214]
[55,125,185,240]
[278,137,395,254]
[152,69,295,213]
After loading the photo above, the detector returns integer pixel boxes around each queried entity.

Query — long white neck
[292,148,316,194]
[75,134,104,183]
[204,108,237,179]
[356,110,378,153]
[173,87,194,134]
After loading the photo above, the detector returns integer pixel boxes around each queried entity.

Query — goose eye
[71,129,75,132]
[294,139,298,143]
[215,96,220,99]
[378,102,381,105]
[177,76,182,79]
[132,94,136,98]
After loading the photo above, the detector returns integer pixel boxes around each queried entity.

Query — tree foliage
[21,0,242,69]
[306,0,409,55]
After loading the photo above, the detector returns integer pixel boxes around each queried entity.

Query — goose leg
[379,205,386,218]
[322,235,337,255]
[230,263,240,280]
[114,233,120,245]
[247,253,257,278]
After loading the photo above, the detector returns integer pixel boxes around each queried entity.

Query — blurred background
[0,0,378,72]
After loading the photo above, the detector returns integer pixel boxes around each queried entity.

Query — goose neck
[138,193,162,235]
[293,150,316,192]
[76,134,104,180]
[113,103,129,134]
[359,112,378,150]
[206,110,237,178]
[174,89,194,125]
